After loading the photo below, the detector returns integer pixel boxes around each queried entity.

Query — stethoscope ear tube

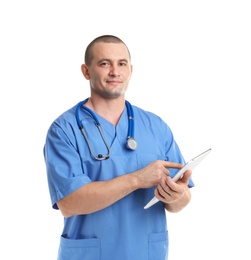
[80,125,110,160]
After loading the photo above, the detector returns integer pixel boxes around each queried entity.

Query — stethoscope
[75,98,138,160]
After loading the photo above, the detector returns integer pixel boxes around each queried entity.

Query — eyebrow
[98,58,129,63]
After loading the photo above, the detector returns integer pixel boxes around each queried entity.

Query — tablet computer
[144,148,212,209]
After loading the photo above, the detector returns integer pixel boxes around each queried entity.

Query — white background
[1,0,250,259]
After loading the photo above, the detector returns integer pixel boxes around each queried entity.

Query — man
[43,35,194,260]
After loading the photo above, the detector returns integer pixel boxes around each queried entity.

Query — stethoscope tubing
[75,98,136,160]
[125,100,134,138]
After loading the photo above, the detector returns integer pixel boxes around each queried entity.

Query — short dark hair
[84,35,131,66]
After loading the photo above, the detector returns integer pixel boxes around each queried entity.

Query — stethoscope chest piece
[126,137,138,151]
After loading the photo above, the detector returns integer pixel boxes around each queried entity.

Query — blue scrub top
[43,101,194,260]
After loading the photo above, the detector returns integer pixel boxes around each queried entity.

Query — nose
[108,65,120,77]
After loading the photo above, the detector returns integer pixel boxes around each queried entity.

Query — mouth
[105,79,123,85]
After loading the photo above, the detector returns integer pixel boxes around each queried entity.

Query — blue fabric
[43,101,194,260]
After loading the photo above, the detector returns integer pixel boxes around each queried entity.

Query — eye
[100,61,109,66]
[119,62,127,66]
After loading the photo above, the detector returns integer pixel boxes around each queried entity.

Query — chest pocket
[137,153,165,169]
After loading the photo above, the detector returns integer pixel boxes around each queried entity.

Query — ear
[129,64,133,80]
[81,64,90,80]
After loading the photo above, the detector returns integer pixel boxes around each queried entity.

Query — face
[81,42,132,100]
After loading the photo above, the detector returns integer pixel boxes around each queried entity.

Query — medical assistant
[43,100,194,260]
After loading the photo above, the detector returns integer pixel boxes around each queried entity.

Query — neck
[85,97,125,126]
